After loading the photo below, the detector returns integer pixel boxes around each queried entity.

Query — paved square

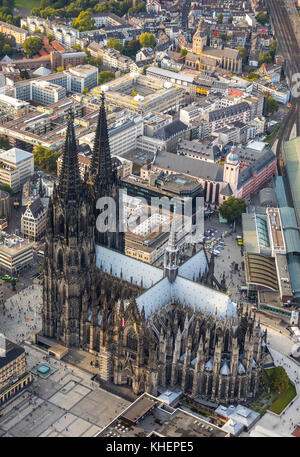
[0,345,130,437]
[70,388,130,428]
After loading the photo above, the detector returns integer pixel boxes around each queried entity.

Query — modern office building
[31,80,66,105]
[0,234,33,274]
[0,148,34,192]
[94,73,186,115]
[0,94,30,123]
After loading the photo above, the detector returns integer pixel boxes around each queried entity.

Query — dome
[226,151,239,163]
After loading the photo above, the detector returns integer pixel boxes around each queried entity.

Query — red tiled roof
[51,40,65,52]
[292,427,300,437]
[38,48,50,57]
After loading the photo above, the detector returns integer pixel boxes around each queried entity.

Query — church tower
[164,212,179,283]
[223,147,240,192]
[89,93,124,252]
[192,18,208,54]
[42,110,97,348]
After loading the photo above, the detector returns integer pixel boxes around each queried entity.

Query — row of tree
[31,0,146,20]
[106,33,156,58]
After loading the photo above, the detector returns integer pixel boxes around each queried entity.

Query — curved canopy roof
[245,253,278,291]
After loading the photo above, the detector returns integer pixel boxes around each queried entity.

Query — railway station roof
[283,138,300,226]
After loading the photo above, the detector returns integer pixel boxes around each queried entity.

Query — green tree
[39,7,57,19]
[86,56,102,70]
[107,37,123,52]
[139,32,156,48]
[228,15,233,23]
[217,13,223,24]
[237,46,247,64]
[72,11,96,31]
[180,48,187,57]
[270,40,277,59]
[30,8,41,16]
[47,33,55,42]
[266,96,279,116]
[219,197,247,223]
[258,52,273,65]
[268,367,290,394]
[0,183,13,196]
[56,66,64,72]
[256,11,268,25]
[23,37,43,58]
[33,145,59,173]
[122,39,141,57]
[72,43,82,51]
[0,135,9,150]
[98,70,115,85]
[82,87,89,94]
[2,43,11,55]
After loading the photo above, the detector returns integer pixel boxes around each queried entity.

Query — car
[213,250,221,256]
[216,245,224,250]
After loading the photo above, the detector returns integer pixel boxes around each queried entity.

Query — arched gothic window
[126,328,138,351]
[87,307,92,322]
[57,250,63,270]
[97,310,102,326]
[58,214,64,234]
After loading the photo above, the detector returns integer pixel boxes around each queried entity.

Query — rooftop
[0,147,33,165]
[98,393,228,438]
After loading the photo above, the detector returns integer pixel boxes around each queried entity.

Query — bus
[37,250,44,258]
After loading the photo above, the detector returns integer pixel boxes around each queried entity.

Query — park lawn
[268,383,297,415]
[249,368,296,415]
[15,0,40,9]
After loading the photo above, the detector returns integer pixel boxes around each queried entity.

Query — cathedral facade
[42,95,266,404]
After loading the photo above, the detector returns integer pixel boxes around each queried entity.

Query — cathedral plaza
[0,344,129,437]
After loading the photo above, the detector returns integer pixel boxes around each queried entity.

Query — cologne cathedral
[42,95,267,404]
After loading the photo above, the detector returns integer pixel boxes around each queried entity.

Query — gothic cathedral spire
[58,109,81,202]
[90,92,115,189]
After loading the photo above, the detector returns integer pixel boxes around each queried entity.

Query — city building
[0,21,28,46]
[11,65,98,102]
[0,148,34,192]
[0,94,30,124]
[98,392,229,437]
[0,234,33,274]
[31,80,66,105]
[0,337,32,406]
[21,198,47,241]
[94,73,186,115]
